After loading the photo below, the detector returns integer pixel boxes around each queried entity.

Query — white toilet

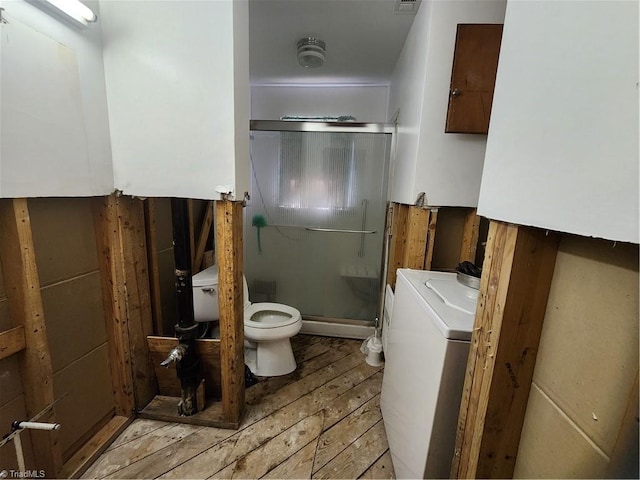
[192,265,302,376]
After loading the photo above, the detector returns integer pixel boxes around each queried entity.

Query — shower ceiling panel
[249,0,419,85]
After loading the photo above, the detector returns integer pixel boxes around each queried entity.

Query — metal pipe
[358,199,368,258]
[250,119,394,134]
[169,198,202,416]
[305,227,376,234]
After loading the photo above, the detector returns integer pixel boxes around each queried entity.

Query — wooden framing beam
[143,199,164,336]
[215,200,245,425]
[93,194,157,415]
[386,203,409,289]
[194,201,214,272]
[451,221,559,479]
[402,206,430,269]
[0,325,26,360]
[386,203,439,289]
[424,208,438,270]
[459,208,481,264]
[0,198,62,477]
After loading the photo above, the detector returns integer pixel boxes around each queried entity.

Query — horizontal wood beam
[452,221,559,479]
[0,325,26,360]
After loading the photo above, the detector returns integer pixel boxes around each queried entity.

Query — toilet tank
[192,265,220,322]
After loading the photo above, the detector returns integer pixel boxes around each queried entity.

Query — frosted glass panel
[245,130,390,322]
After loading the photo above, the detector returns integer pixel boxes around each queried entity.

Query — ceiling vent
[394,0,421,15]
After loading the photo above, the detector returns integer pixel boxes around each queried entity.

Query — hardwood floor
[83,335,395,479]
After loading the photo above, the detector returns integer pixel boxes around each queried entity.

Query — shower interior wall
[248,85,391,322]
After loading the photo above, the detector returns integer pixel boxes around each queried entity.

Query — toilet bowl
[192,265,302,376]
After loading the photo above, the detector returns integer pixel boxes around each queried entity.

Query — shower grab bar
[263,224,376,234]
[305,227,376,234]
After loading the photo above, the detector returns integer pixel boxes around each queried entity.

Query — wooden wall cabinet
[445,24,503,134]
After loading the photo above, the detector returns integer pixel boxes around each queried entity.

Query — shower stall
[245,121,392,330]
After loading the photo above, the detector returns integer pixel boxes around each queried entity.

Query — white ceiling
[249,0,419,85]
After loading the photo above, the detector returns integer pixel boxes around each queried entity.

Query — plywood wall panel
[0,395,36,471]
[430,208,467,271]
[52,344,114,457]
[29,198,99,286]
[0,356,23,407]
[514,384,609,479]
[158,249,178,334]
[154,198,174,251]
[40,273,108,373]
[531,237,639,455]
[0,300,10,331]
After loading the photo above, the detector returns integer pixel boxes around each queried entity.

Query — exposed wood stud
[386,203,409,289]
[0,325,26,360]
[459,208,481,264]
[424,208,439,270]
[93,196,136,417]
[194,201,214,273]
[117,196,158,409]
[215,200,245,425]
[93,194,157,414]
[402,206,430,270]
[452,221,559,479]
[0,198,62,477]
[143,199,164,336]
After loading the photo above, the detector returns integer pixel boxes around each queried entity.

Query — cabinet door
[445,24,503,134]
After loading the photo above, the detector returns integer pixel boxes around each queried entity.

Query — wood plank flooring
[83,335,395,479]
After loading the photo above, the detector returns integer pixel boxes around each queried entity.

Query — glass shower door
[245,126,391,323]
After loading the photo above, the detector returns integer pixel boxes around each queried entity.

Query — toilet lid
[245,303,301,329]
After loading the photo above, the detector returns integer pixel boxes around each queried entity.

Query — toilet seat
[245,303,301,329]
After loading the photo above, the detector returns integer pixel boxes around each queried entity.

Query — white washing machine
[380,268,479,479]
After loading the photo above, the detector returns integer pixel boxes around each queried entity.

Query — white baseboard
[300,319,375,340]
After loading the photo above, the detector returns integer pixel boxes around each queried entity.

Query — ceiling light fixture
[28,0,97,28]
[297,37,326,69]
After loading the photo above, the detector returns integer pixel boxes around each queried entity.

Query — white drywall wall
[478,0,639,244]
[388,0,506,207]
[251,85,389,122]
[0,0,113,197]
[100,0,249,200]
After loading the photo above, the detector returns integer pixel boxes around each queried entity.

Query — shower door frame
[249,120,395,331]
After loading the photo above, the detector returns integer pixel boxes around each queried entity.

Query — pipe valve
[160,344,187,367]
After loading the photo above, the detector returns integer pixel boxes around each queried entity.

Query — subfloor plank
[83,336,394,480]
[359,451,395,479]
[83,423,201,479]
[105,419,167,452]
[230,411,325,479]
[313,395,382,472]
[261,438,319,479]
[313,420,390,479]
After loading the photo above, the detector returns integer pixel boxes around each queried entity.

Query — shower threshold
[300,315,375,340]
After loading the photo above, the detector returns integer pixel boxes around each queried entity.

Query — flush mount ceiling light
[297,37,326,69]
[28,0,97,28]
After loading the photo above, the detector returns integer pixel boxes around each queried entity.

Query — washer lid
[425,279,478,316]
[397,269,478,341]
[192,265,218,287]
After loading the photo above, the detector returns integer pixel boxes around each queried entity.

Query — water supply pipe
[162,198,202,416]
